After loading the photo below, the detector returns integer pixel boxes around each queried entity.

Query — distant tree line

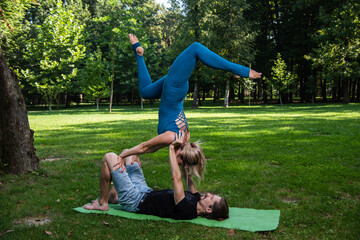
[1,0,359,111]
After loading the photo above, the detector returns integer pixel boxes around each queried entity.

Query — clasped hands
[113,131,186,172]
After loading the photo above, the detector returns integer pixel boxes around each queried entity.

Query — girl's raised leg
[129,34,164,99]
[166,42,251,88]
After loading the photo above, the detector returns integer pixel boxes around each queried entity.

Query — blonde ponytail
[181,141,206,181]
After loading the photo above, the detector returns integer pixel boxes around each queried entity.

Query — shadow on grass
[2,103,359,239]
[185,103,360,114]
[31,105,359,220]
[28,106,159,116]
[28,102,360,116]
[33,104,359,170]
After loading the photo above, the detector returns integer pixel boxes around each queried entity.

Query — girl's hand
[172,131,186,148]
[119,149,129,158]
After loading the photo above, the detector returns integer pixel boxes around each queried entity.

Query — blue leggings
[133,42,250,134]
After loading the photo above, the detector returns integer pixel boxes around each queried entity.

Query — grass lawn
[1,102,359,239]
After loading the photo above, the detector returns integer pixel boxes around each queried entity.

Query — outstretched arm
[119,131,176,158]
[169,135,185,205]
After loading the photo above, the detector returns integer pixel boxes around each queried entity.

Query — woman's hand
[171,131,186,148]
[119,149,129,158]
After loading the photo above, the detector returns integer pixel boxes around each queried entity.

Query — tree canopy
[1,0,359,108]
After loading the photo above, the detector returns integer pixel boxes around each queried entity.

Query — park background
[1,0,359,109]
[1,0,360,239]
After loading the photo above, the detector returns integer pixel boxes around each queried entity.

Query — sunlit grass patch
[0,103,359,239]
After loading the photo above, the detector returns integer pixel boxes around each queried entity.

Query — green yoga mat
[74,204,280,232]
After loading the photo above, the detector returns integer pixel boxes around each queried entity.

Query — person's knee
[103,152,117,164]
[139,88,149,99]
[190,42,202,49]
[139,87,154,99]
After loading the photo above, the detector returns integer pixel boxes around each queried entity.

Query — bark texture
[0,45,40,174]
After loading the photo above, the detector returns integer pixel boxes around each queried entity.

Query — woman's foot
[234,70,261,79]
[249,69,262,79]
[129,33,144,56]
[83,199,109,211]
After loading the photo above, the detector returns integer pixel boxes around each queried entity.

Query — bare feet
[129,33,144,56]
[249,69,262,79]
[83,199,109,211]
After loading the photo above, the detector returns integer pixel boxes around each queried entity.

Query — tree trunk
[56,93,60,109]
[332,79,337,102]
[240,83,245,102]
[337,78,342,102]
[253,84,257,100]
[109,34,115,113]
[65,92,71,108]
[350,79,356,101]
[262,80,268,103]
[356,78,360,102]
[213,84,218,103]
[192,76,199,109]
[300,77,304,103]
[343,78,350,104]
[229,85,235,101]
[131,89,134,108]
[0,46,40,174]
[322,77,327,102]
[223,78,230,108]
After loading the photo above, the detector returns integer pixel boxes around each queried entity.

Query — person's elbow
[172,174,182,184]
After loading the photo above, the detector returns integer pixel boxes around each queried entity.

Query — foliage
[1,0,359,106]
[175,0,256,107]
[0,0,35,45]
[22,0,87,110]
[242,78,255,105]
[270,53,295,105]
[305,2,360,103]
[80,48,111,110]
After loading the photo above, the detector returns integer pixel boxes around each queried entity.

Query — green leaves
[0,0,34,43]
[270,53,296,103]
[305,2,360,103]
[23,0,87,110]
[79,47,111,106]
